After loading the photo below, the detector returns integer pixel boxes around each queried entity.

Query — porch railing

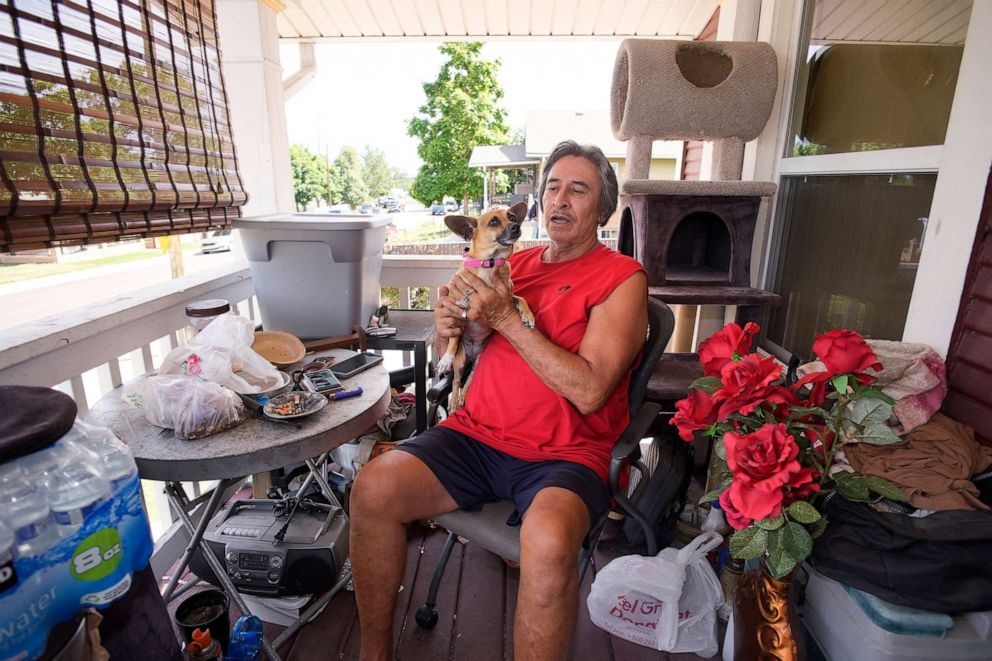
[0,254,459,567]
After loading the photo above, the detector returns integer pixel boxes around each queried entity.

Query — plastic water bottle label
[0,557,16,594]
[52,500,102,527]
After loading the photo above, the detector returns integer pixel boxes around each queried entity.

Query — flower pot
[732,562,805,660]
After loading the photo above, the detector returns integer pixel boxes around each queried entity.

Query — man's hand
[434,284,467,341]
[449,266,519,333]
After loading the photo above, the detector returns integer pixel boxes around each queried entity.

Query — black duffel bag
[811,493,992,613]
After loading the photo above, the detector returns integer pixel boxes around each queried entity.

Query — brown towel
[846,413,992,511]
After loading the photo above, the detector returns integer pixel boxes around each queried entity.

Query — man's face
[541,155,602,246]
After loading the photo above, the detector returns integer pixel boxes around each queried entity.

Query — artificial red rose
[781,469,821,507]
[719,488,754,530]
[714,354,793,419]
[794,330,882,404]
[814,329,881,377]
[698,322,760,377]
[722,423,818,521]
[671,389,718,441]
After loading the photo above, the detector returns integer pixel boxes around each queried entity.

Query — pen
[329,387,363,401]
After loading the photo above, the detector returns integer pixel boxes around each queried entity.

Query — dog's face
[445,200,528,256]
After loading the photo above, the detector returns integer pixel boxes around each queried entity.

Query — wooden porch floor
[280,522,722,660]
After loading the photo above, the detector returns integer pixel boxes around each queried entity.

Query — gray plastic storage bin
[234,213,391,339]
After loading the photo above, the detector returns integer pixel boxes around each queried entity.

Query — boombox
[189,498,348,597]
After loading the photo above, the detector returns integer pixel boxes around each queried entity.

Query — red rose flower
[671,389,718,441]
[698,322,760,377]
[815,329,882,377]
[794,329,882,404]
[719,488,754,530]
[722,423,819,522]
[714,354,793,419]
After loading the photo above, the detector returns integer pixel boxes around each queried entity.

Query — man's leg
[350,449,458,661]
[515,486,590,661]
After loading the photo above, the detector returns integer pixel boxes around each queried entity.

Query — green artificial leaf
[858,423,903,445]
[689,376,723,395]
[714,438,727,461]
[851,387,895,405]
[807,517,828,539]
[729,527,769,560]
[756,514,785,530]
[785,501,822,524]
[848,398,893,427]
[831,374,849,394]
[834,473,871,501]
[863,474,910,502]
[766,522,813,579]
[788,406,832,419]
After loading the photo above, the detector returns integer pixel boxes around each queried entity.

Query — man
[350,141,648,661]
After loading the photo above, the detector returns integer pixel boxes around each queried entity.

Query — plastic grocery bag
[587,531,724,657]
[159,314,281,393]
[123,375,245,439]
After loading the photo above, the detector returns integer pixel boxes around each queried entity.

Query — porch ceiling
[811,0,973,45]
[273,0,719,41]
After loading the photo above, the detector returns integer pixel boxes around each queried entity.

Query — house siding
[943,169,992,445]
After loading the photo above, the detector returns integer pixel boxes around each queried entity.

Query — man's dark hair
[539,140,619,226]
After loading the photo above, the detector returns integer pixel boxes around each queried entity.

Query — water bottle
[0,520,17,592]
[0,465,59,557]
[61,420,138,494]
[45,446,110,539]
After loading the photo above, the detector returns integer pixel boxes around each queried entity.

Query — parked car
[201,229,233,253]
[431,202,445,215]
[445,200,460,212]
[359,203,380,215]
[384,197,404,213]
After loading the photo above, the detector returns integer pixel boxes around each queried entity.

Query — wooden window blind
[0,0,247,252]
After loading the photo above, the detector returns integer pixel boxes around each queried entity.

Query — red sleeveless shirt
[440,243,644,481]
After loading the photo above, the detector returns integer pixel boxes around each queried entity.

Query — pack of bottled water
[0,419,153,661]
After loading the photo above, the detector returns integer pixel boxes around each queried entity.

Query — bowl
[252,331,306,367]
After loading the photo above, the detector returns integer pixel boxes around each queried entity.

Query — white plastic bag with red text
[586,531,723,656]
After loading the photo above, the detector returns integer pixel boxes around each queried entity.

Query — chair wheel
[415,604,438,629]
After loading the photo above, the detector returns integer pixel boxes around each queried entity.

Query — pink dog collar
[462,254,507,268]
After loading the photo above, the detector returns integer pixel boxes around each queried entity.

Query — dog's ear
[507,201,528,224]
[445,215,477,241]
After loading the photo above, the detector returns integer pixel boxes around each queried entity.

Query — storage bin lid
[233,213,393,231]
[0,386,77,463]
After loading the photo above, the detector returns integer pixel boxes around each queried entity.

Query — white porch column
[216,0,295,215]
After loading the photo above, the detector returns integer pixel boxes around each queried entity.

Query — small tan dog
[438,201,535,411]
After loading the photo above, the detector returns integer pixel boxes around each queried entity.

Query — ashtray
[263,391,326,419]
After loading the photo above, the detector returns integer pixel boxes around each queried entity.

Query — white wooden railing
[0,254,459,567]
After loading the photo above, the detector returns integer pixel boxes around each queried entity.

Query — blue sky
[281,40,623,175]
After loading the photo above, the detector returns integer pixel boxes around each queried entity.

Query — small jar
[185,299,231,333]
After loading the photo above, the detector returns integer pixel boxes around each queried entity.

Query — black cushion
[0,386,76,463]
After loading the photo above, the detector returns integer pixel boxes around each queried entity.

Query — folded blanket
[866,339,947,434]
[846,413,992,511]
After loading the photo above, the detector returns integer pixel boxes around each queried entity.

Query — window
[764,0,971,359]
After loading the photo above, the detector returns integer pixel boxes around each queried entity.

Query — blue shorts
[396,426,609,526]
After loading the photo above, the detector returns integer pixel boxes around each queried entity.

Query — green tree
[290,144,329,211]
[391,167,414,192]
[361,147,393,200]
[331,146,368,208]
[407,42,509,207]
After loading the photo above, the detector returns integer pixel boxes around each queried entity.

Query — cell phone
[329,352,384,379]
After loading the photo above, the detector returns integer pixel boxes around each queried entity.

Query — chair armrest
[608,401,662,556]
[609,402,662,475]
[427,373,453,404]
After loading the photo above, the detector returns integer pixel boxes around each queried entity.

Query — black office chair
[414,297,681,629]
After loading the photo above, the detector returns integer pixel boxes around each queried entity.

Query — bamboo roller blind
[0,0,247,252]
